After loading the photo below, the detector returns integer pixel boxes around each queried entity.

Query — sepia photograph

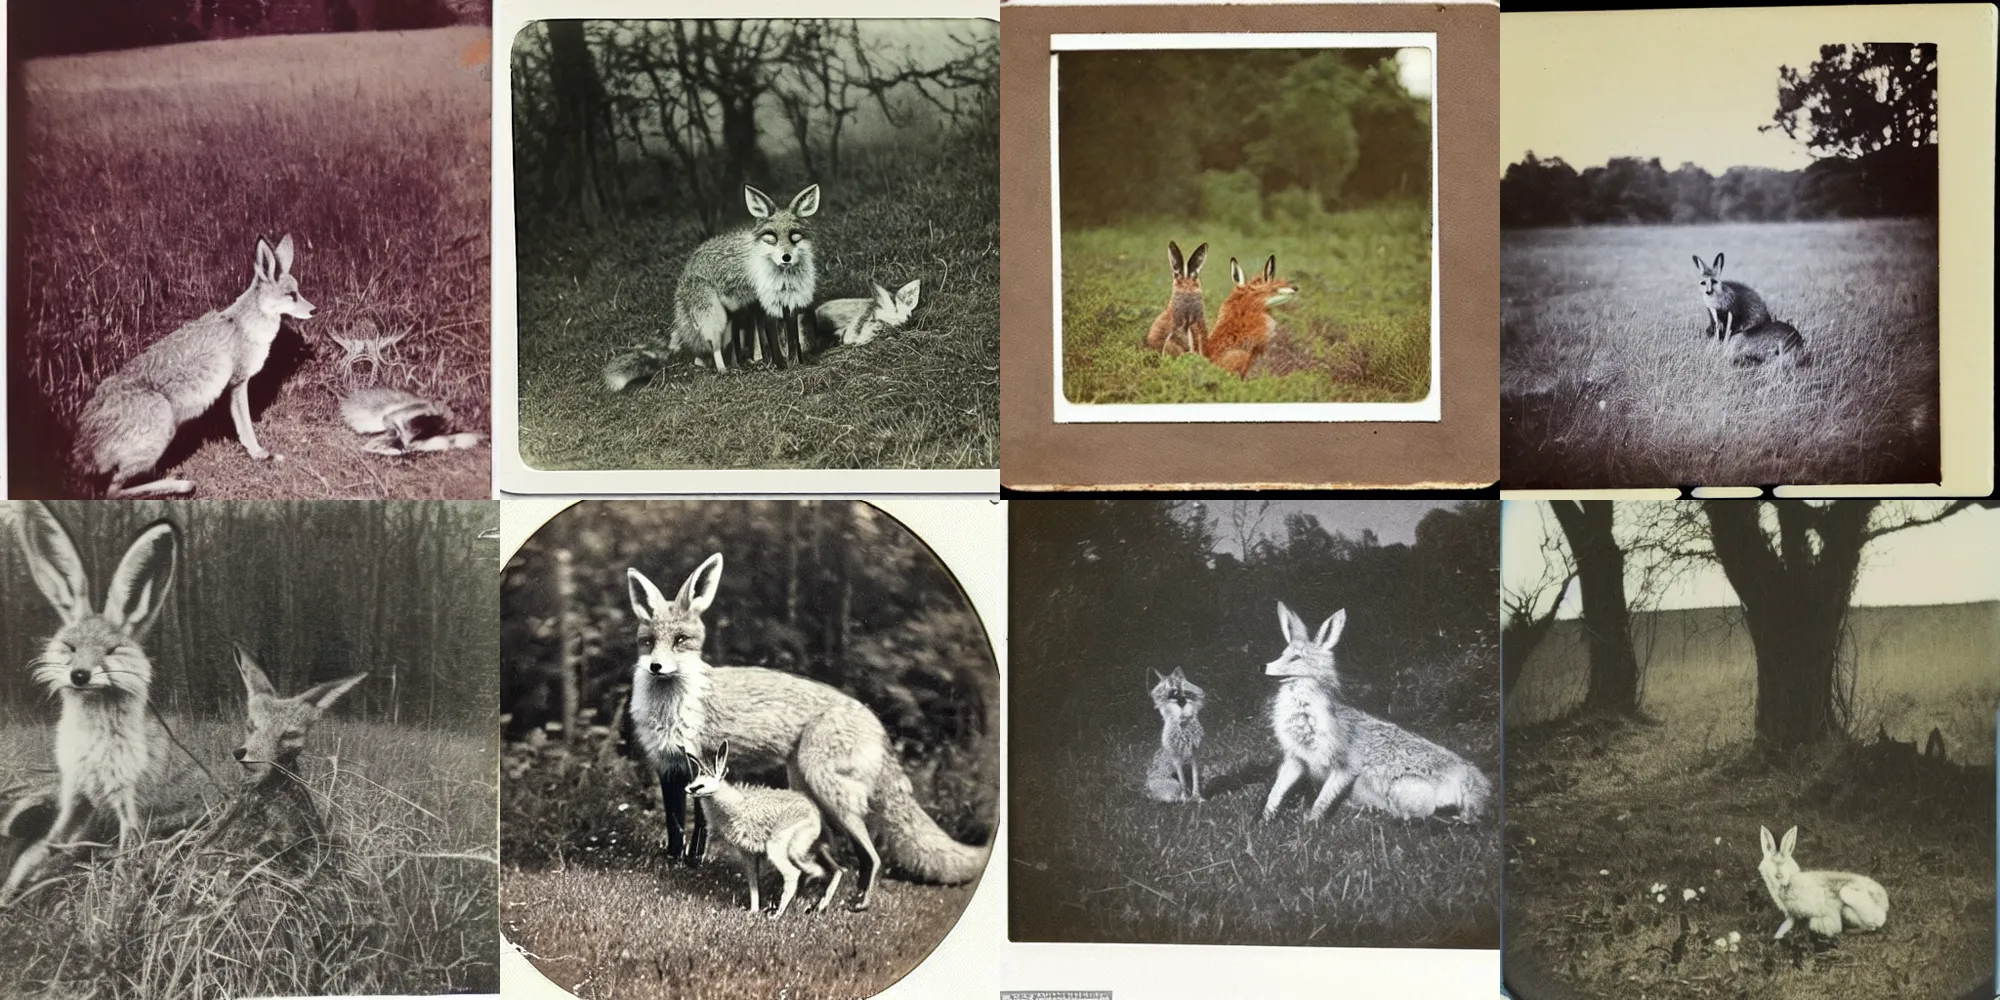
[507,18,999,473]
[1009,498,1500,949]
[1501,12,1940,487]
[1502,499,1997,1000]
[5,1,494,499]
[1053,34,1439,421]
[499,500,998,999]
[0,500,500,998]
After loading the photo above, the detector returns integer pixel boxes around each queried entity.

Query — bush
[1201,170,1263,226]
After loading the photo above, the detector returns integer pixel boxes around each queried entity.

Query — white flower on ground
[1728,930,1741,943]
[1683,888,1698,901]
[1655,893,1667,904]
[1650,882,1667,894]
[1599,869,1610,876]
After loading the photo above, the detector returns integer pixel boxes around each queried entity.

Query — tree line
[1011,499,1499,746]
[9,0,484,57]
[1503,43,1937,228]
[0,501,499,731]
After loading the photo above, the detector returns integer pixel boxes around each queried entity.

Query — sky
[1191,499,1458,557]
[1501,501,2000,622]
[1501,9,1837,173]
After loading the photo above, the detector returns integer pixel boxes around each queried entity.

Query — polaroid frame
[1000,1,1499,491]
[1048,30,1442,426]
[490,0,1002,497]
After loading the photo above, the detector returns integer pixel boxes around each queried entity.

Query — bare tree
[1501,522,1575,700]
[1546,500,1641,716]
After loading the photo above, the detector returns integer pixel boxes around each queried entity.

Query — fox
[684,741,844,917]
[1144,241,1208,356]
[76,235,313,498]
[625,552,990,911]
[815,278,922,348]
[201,645,368,873]
[1203,255,1298,379]
[1144,668,1206,803]
[339,387,484,456]
[1261,603,1492,823]
[2,502,181,904]
[603,184,820,389]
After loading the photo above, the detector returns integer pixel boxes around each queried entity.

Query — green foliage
[1245,54,1362,204]
[1059,207,1431,405]
[1200,169,1264,225]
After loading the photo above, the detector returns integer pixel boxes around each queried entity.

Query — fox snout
[68,667,92,688]
[293,295,317,320]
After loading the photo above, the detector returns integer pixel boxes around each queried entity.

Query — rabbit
[1204,255,1298,379]
[1757,824,1889,939]
[1144,241,1209,356]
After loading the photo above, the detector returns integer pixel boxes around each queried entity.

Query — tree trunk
[544,21,611,227]
[1502,572,1573,700]
[1547,501,1640,715]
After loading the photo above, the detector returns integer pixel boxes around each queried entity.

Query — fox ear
[790,184,821,217]
[628,568,668,621]
[234,644,278,700]
[1167,241,1185,276]
[1779,826,1797,857]
[274,234,296,276]
[1263,255,1277,281]
[104,519,178,636]
[1150,669,1166,686]
[744,185,775,219]
[1315,610,1346,649]
[1277,602,1309,644]
[299,673,368,711]
[1713,253,1724,271]
[254,238,277,282]
[1692,255,1704,272]
[896,279,920,307]
[15,501,92,625]
[1186,243,1208,277]
[1231,258,1245,285]
[677,553,723,614]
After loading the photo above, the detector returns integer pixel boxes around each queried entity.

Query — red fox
[1202,255,1297,379]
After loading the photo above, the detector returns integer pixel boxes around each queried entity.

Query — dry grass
[513,145,999,472]
[1504,718,1994,1000]
[9,27,492,498]
[1500,219,1939,487]
[1009,713,1500,949]
[0,716,498,998]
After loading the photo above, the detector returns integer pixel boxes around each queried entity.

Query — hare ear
[1779,826,1797,857]
[677,553,723,614]
[1186,243,1208,276]
[104,519,178,636]
[1758,826,1775,855]
[1230,258,1245,285]
[1167,241,1185,276]
[1712,253,1724,271]
[14,501,92,625]
[628,568,668,621]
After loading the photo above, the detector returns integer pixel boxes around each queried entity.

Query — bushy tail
[1145,746,1184,802]
[870,766,988,884]
[603,346,672,392]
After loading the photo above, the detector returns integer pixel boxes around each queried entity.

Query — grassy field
[1008,713,1499,949]
[1500,219,1939,487]
[514,145,999,471]
[501,721,993,999]
[1057,205,1433,406]
[10,28,492,498]
[1504,717,1994,1000]
[0,715,499,998]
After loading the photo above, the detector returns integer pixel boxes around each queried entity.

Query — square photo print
[1052,33,1440,423]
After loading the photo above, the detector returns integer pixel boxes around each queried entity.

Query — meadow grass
[1057,204,1433,406]
[513,143,1000,471]
[501,723,992,999]
[11,28,492,498]
[1504,717,1994,1000]
[0,716,499,998]
[1500,219,1939,487]
[1008,713,1499,949]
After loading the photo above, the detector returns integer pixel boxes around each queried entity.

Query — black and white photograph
[505,18,999,474]
[1502,500,1997,1000]
[499,500,999,1000]
[1009,499,1500,950]
[1501,10,1940,488]
[0,500,500,998]
[5,1,495,500]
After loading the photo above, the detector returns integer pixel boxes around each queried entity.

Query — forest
[1502,43,1937,227]
[0,501,499,731]
[7,0,485,55]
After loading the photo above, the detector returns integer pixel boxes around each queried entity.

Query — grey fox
[1261,603,1492,823]
[76,235,314,497]
[1144,668,1206,803]
[684,741,843,917]
[815,278,922,348]
[339,388,483,456]
[603,184,821,389]
[1691,252,1774,340]
[1144,241,1208,356]
[626,553,989,911]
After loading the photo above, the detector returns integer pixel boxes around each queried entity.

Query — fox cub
[815,278,921,348]
[1145,241,1209,356]
[1693,253,1805,365]
[684,741,844,918]
[1204,255,1298,379]
[603,184,821,389]
[1145,668,1207,803]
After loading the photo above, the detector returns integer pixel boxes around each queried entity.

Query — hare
[1757,824,1889,939]
[1204,255,1298,379]
[1144,241,1209,356]
[683,741,843,918]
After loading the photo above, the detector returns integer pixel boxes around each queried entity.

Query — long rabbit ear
[234,644,278,700]
[1759,826,1776,855]
[299,673,368,711]
[677,553,723,613]
[1167,241,1185,277]
[274,234,296,276]
[1315,610,1346,650]
[14,501,92,625]
[1277,602,1310,645]
[628,568,668,621]
[1186,243,1208,277]
[1779,826,1797,857]
[104,519,178,636]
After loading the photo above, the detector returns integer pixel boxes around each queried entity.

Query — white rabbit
[1757,824,1889,939]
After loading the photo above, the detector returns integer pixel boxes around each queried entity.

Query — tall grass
[10,28,492,498]
[1501,219,1939,487]
[1058,203,1434,405]
[0,718,498,997]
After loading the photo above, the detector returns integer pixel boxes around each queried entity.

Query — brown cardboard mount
[999,2,1499,491]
